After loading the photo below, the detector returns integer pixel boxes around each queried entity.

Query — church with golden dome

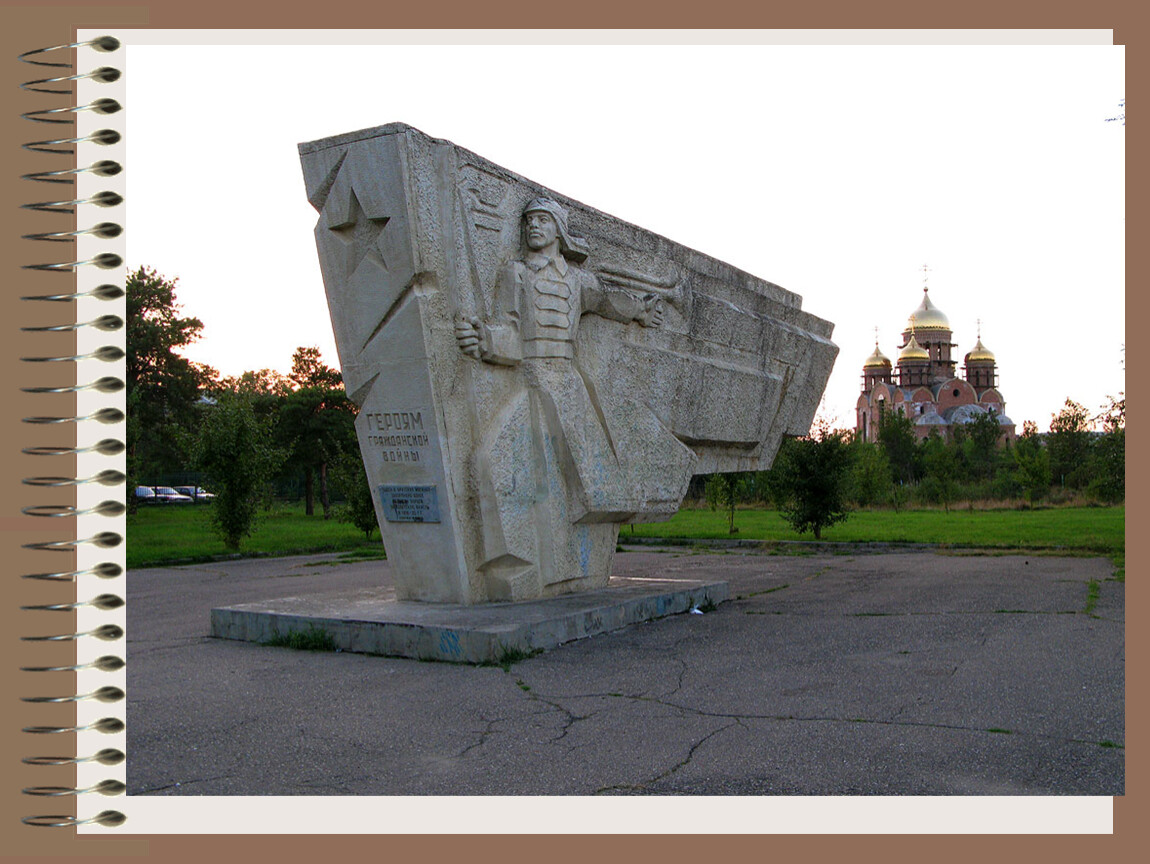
[856,288,1015,443]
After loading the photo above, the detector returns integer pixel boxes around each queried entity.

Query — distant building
[856,288,1015,443]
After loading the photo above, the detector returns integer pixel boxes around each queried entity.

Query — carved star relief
[330,187,389,278]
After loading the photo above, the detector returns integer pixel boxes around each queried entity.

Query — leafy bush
[991,468,1024,502]
[332,453,380,540]
[912,476,944,506]
[764,423,853,539]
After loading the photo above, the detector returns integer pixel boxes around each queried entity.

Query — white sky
[124,35,1124,433]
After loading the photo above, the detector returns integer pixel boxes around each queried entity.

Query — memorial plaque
[378,485,441,524]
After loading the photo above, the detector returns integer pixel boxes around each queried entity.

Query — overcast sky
[124,35,1124,432]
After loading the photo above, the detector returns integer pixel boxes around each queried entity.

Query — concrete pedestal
[210,576,728,664]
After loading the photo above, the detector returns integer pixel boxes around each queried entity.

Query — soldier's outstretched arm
[584,271,662,328]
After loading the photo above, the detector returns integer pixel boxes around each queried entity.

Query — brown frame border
[2,3,1136,860]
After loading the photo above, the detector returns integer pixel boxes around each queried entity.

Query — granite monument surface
[299,123,837,604]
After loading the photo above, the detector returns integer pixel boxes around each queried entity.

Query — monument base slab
[209,577,728,664]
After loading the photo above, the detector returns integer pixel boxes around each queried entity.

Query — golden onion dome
[863,343,892,369]
[898,332,929,362]
[908,288,951,331]
[966,337,995,363]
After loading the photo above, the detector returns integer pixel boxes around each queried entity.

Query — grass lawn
[127,502,384,569]
[128,501,1124,568]
[625,505,1125,554]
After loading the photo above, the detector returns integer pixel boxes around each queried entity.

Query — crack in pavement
[512,677,1120,755]
[457,715,506,758]
[653,719,738,782]
[461,682,597,751]
[1089,613,1124,623]
[643,698,1122,749]
[131,774,232,795]
[657,647,691,700]
[536,695,593,744]
[594,719,738,794]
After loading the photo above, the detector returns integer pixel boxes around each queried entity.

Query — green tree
[849,439,891,507]
[189,392,286,549]
[278,347,355,517]
[1097,392,1125,433]
[1088,427,1125,504]
[920,432,959,512]
[877,407,920,485]
[962,409,1005,483]
[1046,399,1094,490]
[705,472,751,534]
[1087,393,1125,504]
[125,266,216,495]
[217,368,292,400]
[1011,427,1052,507]
[765,422,853,539]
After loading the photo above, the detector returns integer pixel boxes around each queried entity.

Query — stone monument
[297,123,837,605]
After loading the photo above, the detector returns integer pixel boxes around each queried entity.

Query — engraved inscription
[366,410,424,431]
[364,409,430,462]
[379,484,441,523]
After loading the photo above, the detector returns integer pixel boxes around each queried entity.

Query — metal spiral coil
[21,654,126,673]
[22,686,126,705]
[22,595,124,613]
[22,624,126,642]
[22,563,124,583]
[23,716,126,735]
[23,470,128,488]
[21,376,125,395]
[23,316,125,333]
[24,749,126,767]
[22,407,125,425]
[21,501,127,519]
[23,128,121,157]
[23,438,126,457]
[22,811,128,829]
[19,34,126,829]
[22,283,125,303]
[22,532,123,552]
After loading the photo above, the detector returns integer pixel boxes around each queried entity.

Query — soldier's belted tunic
[478,250,651,523]
[482,251,650,363]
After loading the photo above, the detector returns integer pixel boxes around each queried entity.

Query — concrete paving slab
[209,577,728,663]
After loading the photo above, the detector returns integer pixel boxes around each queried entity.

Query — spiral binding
[19,35,126,829]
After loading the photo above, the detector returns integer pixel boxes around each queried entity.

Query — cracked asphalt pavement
[126,547,1124,796]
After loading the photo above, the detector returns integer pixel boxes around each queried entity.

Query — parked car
[173,485,216,503]
[134,485,157,504]
[151,486,194,504]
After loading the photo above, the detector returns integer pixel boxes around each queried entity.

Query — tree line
[701,394,1124,539]
[129,265,1125,550]
[127,267,375,549]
